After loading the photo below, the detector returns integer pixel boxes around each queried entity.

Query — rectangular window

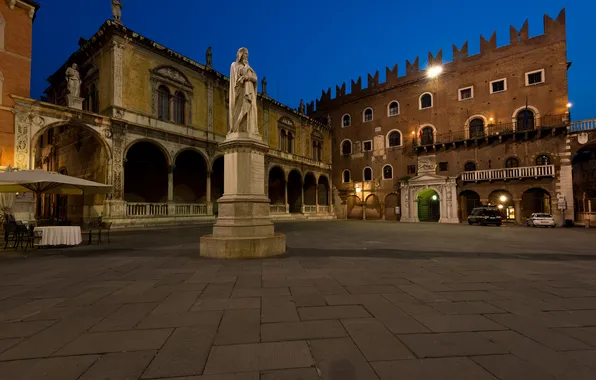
[525,69,545,86]
[363,140,372,152]
[407,165,416,174]
[439,162,448,172]
[458,87,473,101]
[490,79,507,94]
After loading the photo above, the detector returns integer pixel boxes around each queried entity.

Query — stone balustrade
[461,164,555,182]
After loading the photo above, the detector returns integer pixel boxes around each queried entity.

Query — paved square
[1,221,596,379]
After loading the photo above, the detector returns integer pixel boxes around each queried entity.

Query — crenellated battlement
[309,8,566,114]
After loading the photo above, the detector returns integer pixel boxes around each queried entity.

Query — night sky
[30,0,593,120]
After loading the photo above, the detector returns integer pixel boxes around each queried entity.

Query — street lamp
[431,195,438,201]
[427,66,443,78]
[567,102,573,109]
[499,195,507,203]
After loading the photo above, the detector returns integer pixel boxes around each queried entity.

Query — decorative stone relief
[14,113,31,170]
[111,125,126,199]
[111,41,124,107]
[207,81,214,132]
[417,155,437,174]
[156,67,192,87]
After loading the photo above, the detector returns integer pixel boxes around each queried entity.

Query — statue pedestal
[66,95,84,110]
[200,132,286,258]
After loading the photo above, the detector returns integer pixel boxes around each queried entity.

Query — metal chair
[99,221,112,244]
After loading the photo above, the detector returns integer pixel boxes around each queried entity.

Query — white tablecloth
[34,226,82,246]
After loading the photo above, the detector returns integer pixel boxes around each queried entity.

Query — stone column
[301,184,305,214]
[167,165,175,216]
[206,170,213,215]
[514,199,522,224]
[103,123,126,221]
[284,181,289,213]
[315,184,319,213]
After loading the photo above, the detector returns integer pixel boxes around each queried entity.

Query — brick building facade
[0,0,38,170]
[310,9,574,225]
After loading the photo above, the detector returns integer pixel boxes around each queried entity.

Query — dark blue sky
[31,0,593,120]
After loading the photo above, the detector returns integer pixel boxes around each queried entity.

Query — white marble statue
[112,0,123,22]
[65,64,81,97]
[229,47,258,135]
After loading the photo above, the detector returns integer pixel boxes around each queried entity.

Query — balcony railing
[270,204,286,214]
[319,205,330,213]
[461,164,555,182]
[126,202,169,217]
[570,119,596,133]
[125,202,207,217]
[175,203,207,216]
[415,115,567,147]
[304,205,317,213]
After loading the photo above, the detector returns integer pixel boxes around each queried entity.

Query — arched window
[516,110,535,131]
[420,93,433,109]
[469,118,485,138]
[388,101,399,116]
[388,131,401,147]
[173,91,186,124]
[343,170,351,183]
[363,108,373,122]
[342,114,351,127]
[341,140,352,155]
[287,132,294,154]
[363,167,373,181]
[464,162,476,172]
[157,85,171,120]
[383,165,393,179]
[505,157,519,168]
[279,130,287,152]
[421,126,434,145]
[536,154,551,166]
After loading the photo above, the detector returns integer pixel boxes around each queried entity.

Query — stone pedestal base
[200,233,286,259]
[199,133,286,259]
[66,95,84,110]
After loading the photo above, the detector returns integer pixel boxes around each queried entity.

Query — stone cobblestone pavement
[1,221,596,379]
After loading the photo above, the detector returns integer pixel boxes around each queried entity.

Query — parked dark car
[468,207,502,226]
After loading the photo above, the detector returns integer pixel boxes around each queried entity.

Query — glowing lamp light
[499,195,507,202]
[567,102,573,109]
[498,204,504,209]
[489,117,494,122]
[355,186,362,193]
[427,66,443,78]
[411,131,416,135]
[431,195,438,201]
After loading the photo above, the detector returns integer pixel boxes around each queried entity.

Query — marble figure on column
[66,64,81,97]
[229,47,259,135]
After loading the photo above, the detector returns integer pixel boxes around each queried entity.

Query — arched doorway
[287,170,302,213]
[488,189,514,221]
[32,123,109,222]
[173,150,207,203]
[347,195,363,219]
[211,156,224,215]
[318,176,330,209]
[572,143,596,223]
[303,173,317,210]
[417,189,440,222]
[365,194,382,220]
[268,166,286,212]
[384,193,399,221]
[516,109,535,131]
[459,190,481,220]
[124,141,168,202]
[522,188,551,219]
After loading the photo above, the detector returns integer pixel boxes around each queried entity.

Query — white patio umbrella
[0,170,112,222]
[0,166,16,224]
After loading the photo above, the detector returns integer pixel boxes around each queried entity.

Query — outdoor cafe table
[33,226,82,246]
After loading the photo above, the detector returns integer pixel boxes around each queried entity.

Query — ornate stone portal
[199,48,286,258]
[400,155,459,223]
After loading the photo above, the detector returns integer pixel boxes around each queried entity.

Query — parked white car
[527,213,556,228]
